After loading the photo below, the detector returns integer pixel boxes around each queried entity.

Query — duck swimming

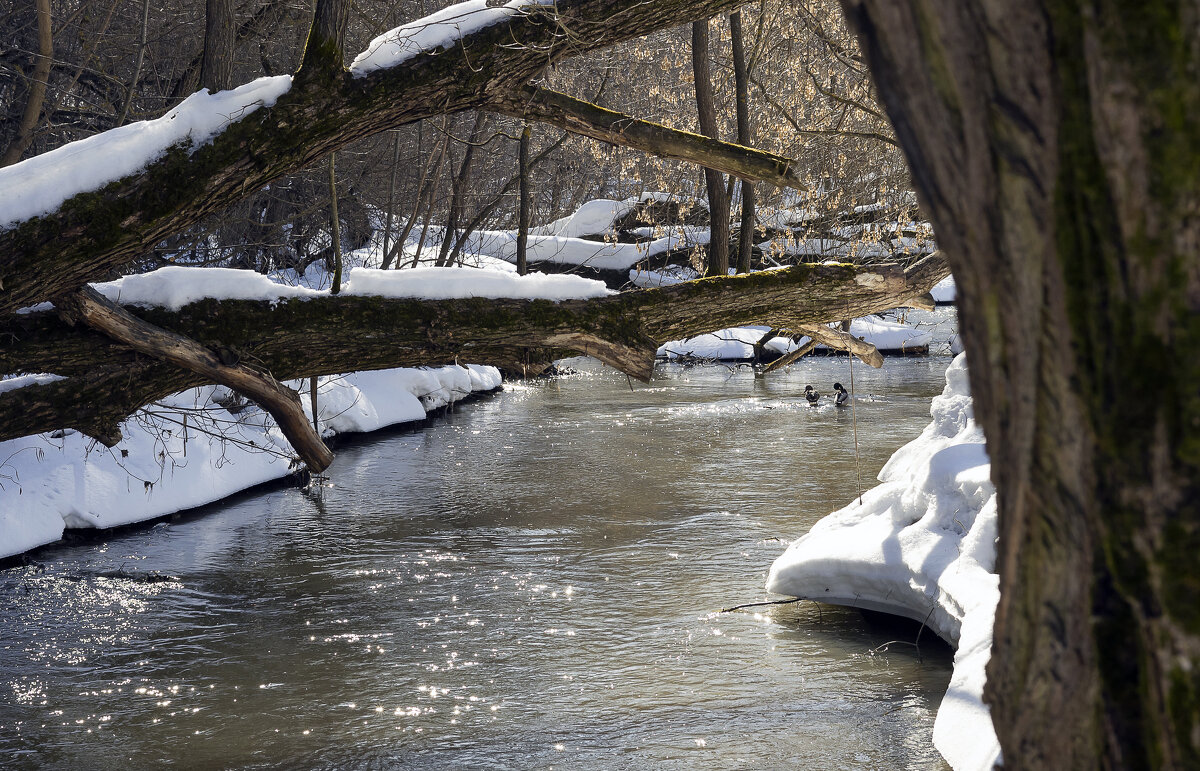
[804,385,820,406]
[833,382,850,407]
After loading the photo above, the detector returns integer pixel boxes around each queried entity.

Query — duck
[833,382,850,407]
[804,385,820,406]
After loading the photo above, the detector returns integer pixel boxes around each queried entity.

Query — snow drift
[767,353,1001,771]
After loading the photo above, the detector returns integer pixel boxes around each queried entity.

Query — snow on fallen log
[0,364,501,560]
[350,0,553,75]
[463,228,707,272]
[81,264,611,311]
[766,353,1001,771]
[931,275,957,304]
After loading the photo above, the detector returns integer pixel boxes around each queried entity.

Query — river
[1,321,958,769]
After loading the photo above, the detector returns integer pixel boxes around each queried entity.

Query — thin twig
[720,597,804,613]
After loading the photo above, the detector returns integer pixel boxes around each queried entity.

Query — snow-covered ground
[657,317,933,361]
[462,226,706,272]
[766,354,1000,771]
[0,364,501,560]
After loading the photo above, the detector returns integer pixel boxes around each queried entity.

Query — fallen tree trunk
[59,286,334,471]
[0,255,947,445]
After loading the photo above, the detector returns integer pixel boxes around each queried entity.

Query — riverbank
[0,364,502,559]
[767,353,1000,770]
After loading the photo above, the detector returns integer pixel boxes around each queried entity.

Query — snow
[0,76,292,230]
[93,266,322,309]
[825,316,932,352]
[83,264,611,310]
[628,265,701,288]
[932,275,957,303]
[533,198,637,238]
[766,354,1000,770]
[658,326,795,360]
[463,228,706,272]
[657,317,932,361]
[350,0,551,76]
[0,373,66,395]
[341,266,613,300]
[0,364,501,560]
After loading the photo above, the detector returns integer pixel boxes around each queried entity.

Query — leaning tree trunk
[840,1,1200,767]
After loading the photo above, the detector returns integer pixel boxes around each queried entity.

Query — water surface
[2,343,957,769]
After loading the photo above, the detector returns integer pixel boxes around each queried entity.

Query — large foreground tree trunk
[841,1,1200,767]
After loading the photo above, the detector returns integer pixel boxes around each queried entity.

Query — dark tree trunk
[449,128,571,267]
[200,0,236,92]
[841,0,1200,767]
[516,123,532,275]
[0,0,52,167]
[117,0,152,125]
[327,152,343,293]
[302,0,351,71]
[437,112,488,267]
[729,11,754,275]
[691,19,731,277]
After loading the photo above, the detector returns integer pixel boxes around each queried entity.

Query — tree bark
[59,287,333,471]
[302,0,351,71]
[199,0,236,93]
[516,123,532,275]
[488,85,805,190]
[729,11,755,274]
[0,0,53,167]
[327,152,343,293]
[841,0,1200,766]
[0,256,948,445]
[691,19,731,277]
[0,0,754,320]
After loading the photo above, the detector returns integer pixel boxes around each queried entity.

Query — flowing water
[1,318,960,769]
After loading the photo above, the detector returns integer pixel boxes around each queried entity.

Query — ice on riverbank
[0,364,501,560]
[766,353,1000,771]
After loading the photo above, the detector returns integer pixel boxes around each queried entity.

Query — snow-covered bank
[0,364,501,560]
[657,317,933,361]
[766,354,1000,771]
[931,275,957,304]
